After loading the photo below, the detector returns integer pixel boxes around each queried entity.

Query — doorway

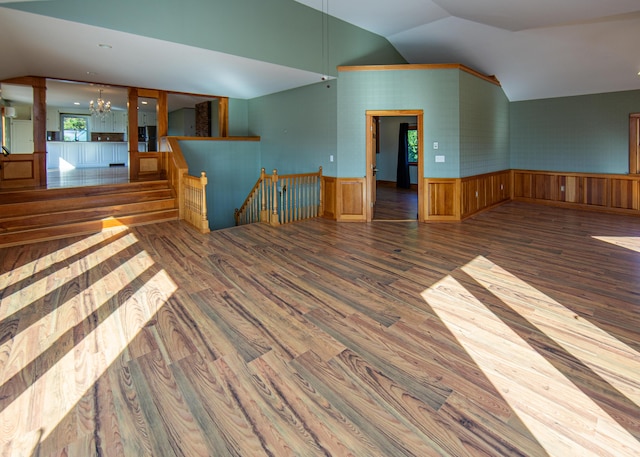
[366,110,424,222]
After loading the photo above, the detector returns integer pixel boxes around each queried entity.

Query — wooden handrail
[235,168,266,226]
[160,137,210,233]
[235,166,323,226]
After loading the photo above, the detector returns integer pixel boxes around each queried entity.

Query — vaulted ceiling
[296,0,640,101]
[1,0,639,104]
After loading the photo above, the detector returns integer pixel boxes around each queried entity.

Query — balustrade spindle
[235,166,323,227]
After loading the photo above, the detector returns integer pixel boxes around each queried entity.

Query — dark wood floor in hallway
[373,185,418,220]
[1,202,639,456]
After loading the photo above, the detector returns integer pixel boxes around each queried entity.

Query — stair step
[0,188,175,218]
[0,209,179,248]
[0,198,177,231]
[0,180,172,205]
[0,179,179,248]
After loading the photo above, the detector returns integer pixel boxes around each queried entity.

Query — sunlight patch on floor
[592,236,640,253]
[0,231,138,323]
[0,234,178,456]
[422,269,640,457]
[0,248,153,384]
[0,227,128,291]
[462,255,640,409]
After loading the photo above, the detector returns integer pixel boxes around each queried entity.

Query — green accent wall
[229,98,249,136]
[248,80,337,176]
[179,139,260,230]
[510,90,640,174]
[5,0,405,77]
[459,72,510,177]
[168,108,195,136]
[337,68,461,178]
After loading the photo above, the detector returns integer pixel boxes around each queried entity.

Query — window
[407,125,418,163]
[62,115,90,141]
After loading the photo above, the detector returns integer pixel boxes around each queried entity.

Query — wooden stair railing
[235,167,323,226]
[160,137,210,233]
[183,172,209,233]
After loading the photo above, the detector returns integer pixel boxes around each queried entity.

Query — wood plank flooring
[373,185,418,220]
[0,202,639,456]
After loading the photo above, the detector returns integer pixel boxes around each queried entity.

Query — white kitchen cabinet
[46,108,60,131]
[92,111,127,133]
[46,142,63,169]
[113,143,128,164]
[112,111,127,135]
[97,142,115,164]
[47,141,129,168]
[92,115,108,133]
[138,111,156,127]
[78,142,100,167]
[97,142,128,165]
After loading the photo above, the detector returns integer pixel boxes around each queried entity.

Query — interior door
[365,113,378,221]
[366,110,424,222]
[372,116,379,208]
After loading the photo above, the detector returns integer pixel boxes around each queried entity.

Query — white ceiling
[1,1,640,106]
[0,6,325,108]
[296,0,640,101]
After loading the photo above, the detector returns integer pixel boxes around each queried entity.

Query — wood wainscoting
[0,152,42,189]
[325,169,640,222]
[424,170,511,221]
[513,170,640,214]
[322,176,367,222]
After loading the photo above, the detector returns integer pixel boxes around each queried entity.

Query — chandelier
[89,89,111,117]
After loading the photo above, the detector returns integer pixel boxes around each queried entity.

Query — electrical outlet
[561,185,565,191]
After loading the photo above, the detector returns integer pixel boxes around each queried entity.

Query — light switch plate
[433,142,439,150]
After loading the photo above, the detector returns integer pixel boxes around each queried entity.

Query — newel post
[199,172,210,233]
[259,168,269,223]
[318,166,323,217]
[270,169,280,226]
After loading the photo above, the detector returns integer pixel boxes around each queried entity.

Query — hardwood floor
[373,185,418,220]
[0,202,639,456]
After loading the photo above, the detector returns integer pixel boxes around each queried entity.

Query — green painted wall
[248,80,336,176]
[179,139,260,230]
[337,68,461,178]
[510,90,640,174]
[459,72,510,177]
[229,98,249,136]
[168,108,195,136]
[6,0,405,78]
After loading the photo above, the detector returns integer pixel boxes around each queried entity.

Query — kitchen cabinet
[46,108,60,131]
[112,111,127,134]
[138,111,156,127]
[46,142,63,168]
[45,141,129,169]
[92,111,127,134]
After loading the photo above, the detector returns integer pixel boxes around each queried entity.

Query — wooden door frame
[0,76,46,189]
[630,113,639,175]
[365,110,424,222]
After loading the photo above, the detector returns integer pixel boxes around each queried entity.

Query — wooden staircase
[0,179,179,248]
